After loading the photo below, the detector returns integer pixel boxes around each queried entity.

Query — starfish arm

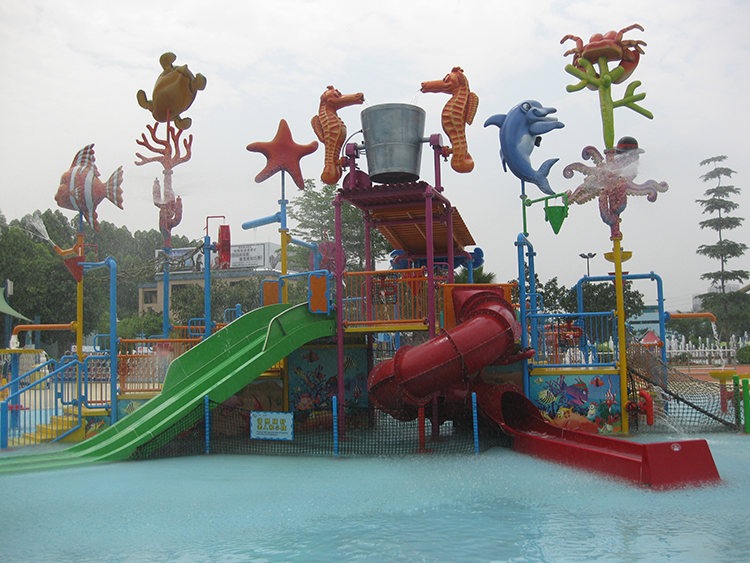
[247,119,319,190]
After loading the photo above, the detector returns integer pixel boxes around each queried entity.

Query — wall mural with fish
[530,373,622,434]
[288,345,368,413]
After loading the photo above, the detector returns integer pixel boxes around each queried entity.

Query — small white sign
[250,411,294,441]
[231,244,267,269]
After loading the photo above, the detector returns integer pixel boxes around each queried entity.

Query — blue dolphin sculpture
[484,100,565,196]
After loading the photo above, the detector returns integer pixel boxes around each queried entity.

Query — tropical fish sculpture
[420,67,479,173]
[55,144,123,231]
[484,100,565,196]
[137,52,206,130]
[311,85,364,185]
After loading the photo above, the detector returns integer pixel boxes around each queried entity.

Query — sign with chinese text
[250,411,294,441]
[231,244,266,269]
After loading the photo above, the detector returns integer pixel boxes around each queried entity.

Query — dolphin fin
[483,114,506,129]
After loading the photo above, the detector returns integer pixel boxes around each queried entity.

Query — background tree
[665,315,712,345]
[559,280,644,320]
[514,269,645,320]
[696,155,748,292]
[287,181,391,272]
[169,277,307,327]
[0,207,198,354]
[695,156,750,342]
[454,265,496,284]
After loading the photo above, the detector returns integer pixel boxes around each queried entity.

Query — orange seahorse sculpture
[311,85,364,185]
[421,67,479,173]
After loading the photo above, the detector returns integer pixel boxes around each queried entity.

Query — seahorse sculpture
[311,85,364,185]
[421,67,479,173]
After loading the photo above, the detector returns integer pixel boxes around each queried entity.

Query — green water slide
[0,303,335,474]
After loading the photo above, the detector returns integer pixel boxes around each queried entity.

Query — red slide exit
[473,383,721,488]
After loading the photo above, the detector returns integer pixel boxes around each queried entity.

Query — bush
[737,345,750,364]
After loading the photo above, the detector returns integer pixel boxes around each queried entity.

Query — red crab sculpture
[561,24,646,87]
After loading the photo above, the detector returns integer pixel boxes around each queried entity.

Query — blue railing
[527,311,617,368]
[0,358,82,449]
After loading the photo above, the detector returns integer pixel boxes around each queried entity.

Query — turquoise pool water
[1,433,749,562]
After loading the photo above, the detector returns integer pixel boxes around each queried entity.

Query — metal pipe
[241,212,282,231]
[12,323,75,336]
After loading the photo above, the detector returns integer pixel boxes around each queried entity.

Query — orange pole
[12,322,76,336]
[669,312,717,323]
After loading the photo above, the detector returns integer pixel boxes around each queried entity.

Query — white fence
[664,332,750,366]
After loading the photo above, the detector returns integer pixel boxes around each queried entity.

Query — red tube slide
[368,288,522,418]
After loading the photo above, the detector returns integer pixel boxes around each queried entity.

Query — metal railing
[83,355,112,407]
[0,356,81,449]
[342,269,429,329]
[117,337,200,393]
[528,311,617,367]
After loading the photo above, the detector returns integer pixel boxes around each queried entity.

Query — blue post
[82,257,119,424]
[108,258,118,424]
[205,395,210,455]
[516,234,535,397]
[472,392,479,454]
[0,401,7,449]
[332,395,339,457]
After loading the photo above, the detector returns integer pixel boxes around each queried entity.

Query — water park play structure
[0,32,735,487]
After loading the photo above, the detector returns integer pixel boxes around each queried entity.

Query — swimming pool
[1,433,749,562]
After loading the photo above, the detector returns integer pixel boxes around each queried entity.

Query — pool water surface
[1,433,749,562]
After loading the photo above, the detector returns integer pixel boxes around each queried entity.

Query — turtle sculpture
[137,52,206,130]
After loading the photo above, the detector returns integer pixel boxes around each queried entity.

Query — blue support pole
[82,257,119,424]
[205,395,210,455]
[472,392,479,454]
[516,234,535,397]
[108,258,118,424]
[0,401,7,449]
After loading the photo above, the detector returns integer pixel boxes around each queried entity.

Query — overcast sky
[1,0,748,311]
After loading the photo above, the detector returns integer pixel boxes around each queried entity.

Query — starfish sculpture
[564,144,668,238]
[246,119,318,190]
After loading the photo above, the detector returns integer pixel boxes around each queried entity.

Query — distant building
[139,242,283,316]
[627,304,661,336]
[692,284,741,311]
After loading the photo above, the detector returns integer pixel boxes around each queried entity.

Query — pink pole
[425,189,436,339]
[334,194,345,435]
[447,206,454,284]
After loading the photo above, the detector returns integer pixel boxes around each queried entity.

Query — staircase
[8,412,83,447]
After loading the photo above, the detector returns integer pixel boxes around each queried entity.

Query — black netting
[626,333,740,433]
[129,399,509,461]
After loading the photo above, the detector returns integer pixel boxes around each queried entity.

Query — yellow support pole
[280,229,290,304]
[612,236,629,435]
